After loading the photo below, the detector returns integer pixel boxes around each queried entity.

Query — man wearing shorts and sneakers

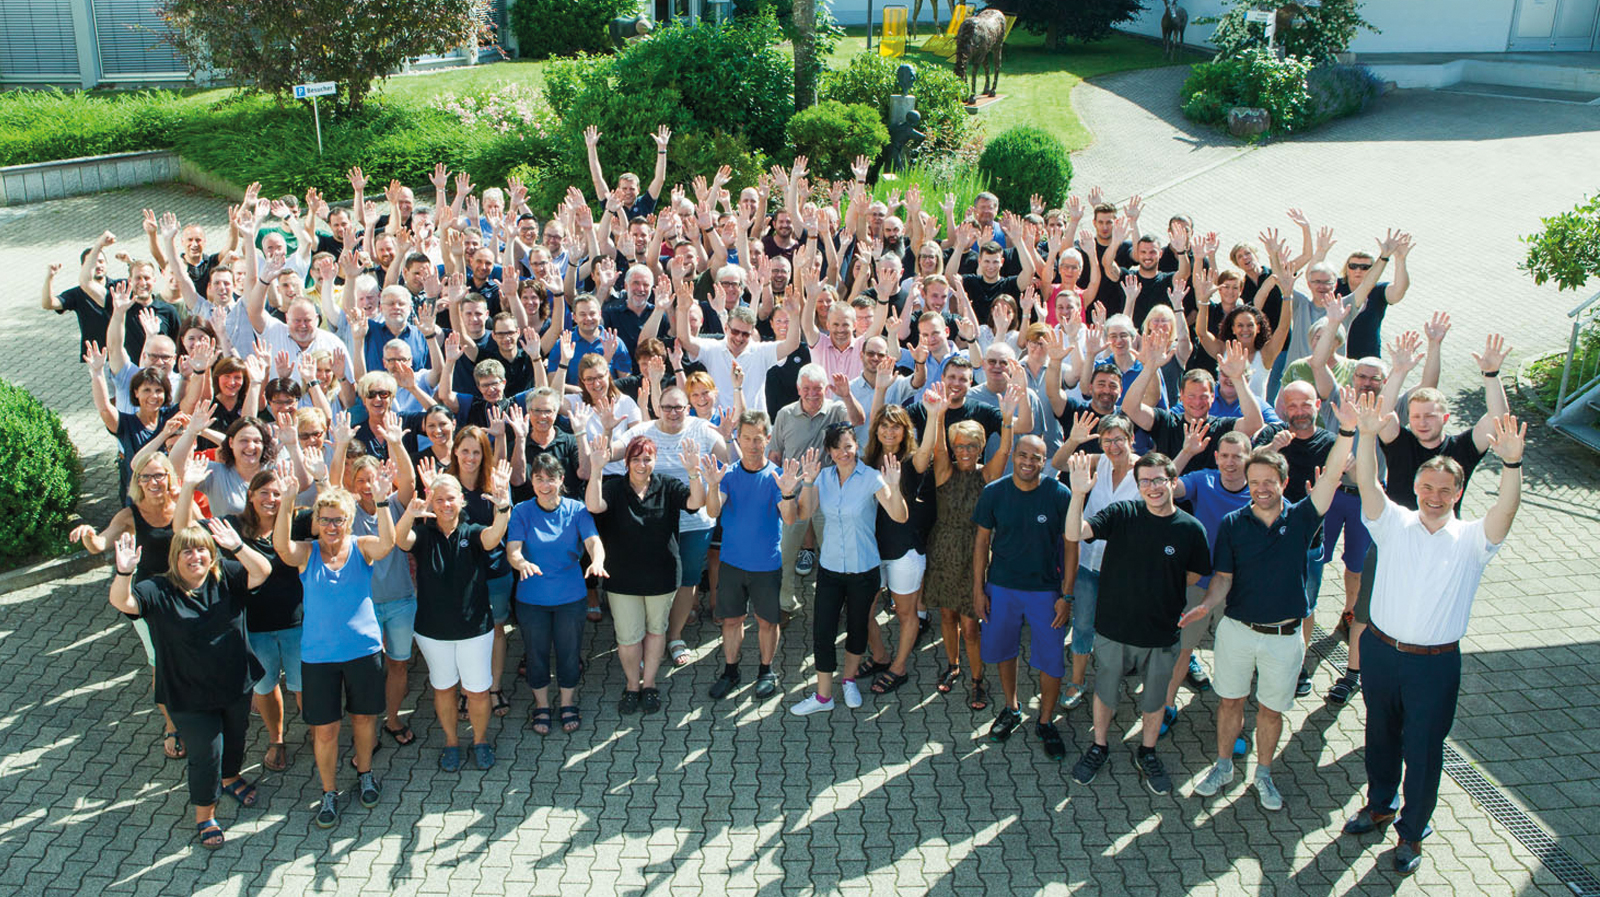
[708,412,800,700]
[1183,403,1353,810]
[1065,451,1211,795]
[971,435,1074,757]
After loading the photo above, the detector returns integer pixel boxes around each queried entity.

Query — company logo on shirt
[1279,526,1287,535]
[1164,545,1175,556]
[1036,515,1047,523]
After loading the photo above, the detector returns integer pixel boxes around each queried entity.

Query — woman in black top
[393,464,513,772]
[108,520,271,850]
[862,404,937,694]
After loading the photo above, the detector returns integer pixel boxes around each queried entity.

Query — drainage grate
[1309,625,1600,896]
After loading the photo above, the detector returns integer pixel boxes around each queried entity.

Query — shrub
[977,125,1072,214]
[1180,48,1315,138]
[0,88,192,167]
[1523,192,1600,292]
[1206,0,1379,64]
[509,0,639,59]
[1305,62,1382,124]
[0,380,81,566]
[786,101,890,181]
[818,54,978,166]
[992,0,1147,49]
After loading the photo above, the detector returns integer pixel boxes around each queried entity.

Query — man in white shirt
[677,301,803,413]
[1342,394,1524,877]
[243,216,353,384]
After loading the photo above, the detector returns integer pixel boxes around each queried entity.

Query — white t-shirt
[1079,454,1139,572]
[619,417,720,532]
[254,316,355,383]
[1364,499,1500,645]
[570,393,643,476]
[688,337,782,413]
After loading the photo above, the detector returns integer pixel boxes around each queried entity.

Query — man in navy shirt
[1182,407,1352,811]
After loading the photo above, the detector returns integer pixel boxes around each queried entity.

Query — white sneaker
[1253,770,1284,811]
[841,680,863,708]
[790,693,835,716]
[1193,760,1235,797]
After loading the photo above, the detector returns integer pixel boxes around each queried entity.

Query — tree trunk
[793,0,818,111]
[1045,17,1059,51]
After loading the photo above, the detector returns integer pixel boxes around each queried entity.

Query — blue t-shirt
[1177,469,1252,588]
[354,497,414,602]
[546,331,632,385]
[507,497,597,606]
[298,541,383,664]
[719,460,784,573]
[972,476,1074,593]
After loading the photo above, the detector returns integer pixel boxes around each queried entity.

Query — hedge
[0,380,81,566]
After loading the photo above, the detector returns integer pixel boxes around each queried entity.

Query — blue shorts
[248,626,303,695]
[487,573,514,623]
[373,597,416,662]
[1320,488,1373,571]
[979,583,1067,680]
[1069,566,1099,656]
[677,528,714,588]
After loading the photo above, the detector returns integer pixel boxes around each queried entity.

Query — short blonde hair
[312,486,357,529]
[948,420,985,447]
[127,452,178,505]
[357,370,397,399]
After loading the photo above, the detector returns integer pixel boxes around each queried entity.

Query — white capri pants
[413,631,495,693]
[881,551,927,596]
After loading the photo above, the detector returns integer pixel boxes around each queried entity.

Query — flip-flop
[383,724,416,746]
[220,778,258,808]
[263,742,288,772]
[163,731,185,760]
[668,640,692,666]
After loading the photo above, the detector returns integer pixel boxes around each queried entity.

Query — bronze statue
[911,0,941,38]
[954,8,1005,104]
[1161,0,1187,60]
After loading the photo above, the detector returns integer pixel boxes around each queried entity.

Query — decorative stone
[1227,106,1271,138]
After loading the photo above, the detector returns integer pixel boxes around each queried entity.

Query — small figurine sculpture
[609,15,653,51]
[887,64,926,172]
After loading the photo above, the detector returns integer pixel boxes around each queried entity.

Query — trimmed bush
[0,380,81,566]
[785,101,890,182]
[1180,48,1315,139]
[0,88,193,167]
[1306,63,1382,124]
[509,0,641,59]
[977,125,1072,214]
[819,54,979,166]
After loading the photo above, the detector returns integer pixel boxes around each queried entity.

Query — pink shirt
[811,334,866,381]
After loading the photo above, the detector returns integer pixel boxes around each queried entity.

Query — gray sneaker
[1193,760,1235,797]
[1253,770,1284,811]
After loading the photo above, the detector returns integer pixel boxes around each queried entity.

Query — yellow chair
[923,3,968,58]
[879,5,908,57]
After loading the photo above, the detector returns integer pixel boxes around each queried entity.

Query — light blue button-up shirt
[816,462,886,575]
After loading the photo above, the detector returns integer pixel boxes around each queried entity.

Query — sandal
[559,705,581,734]
[936,664,962,694]
[668,640,692,667]
[586,604,604,623]
[383,723,416,746]
[871,669,909,695]
[220,778,258,808]
[490,690,511,718]
[263,742,288,772]
[858,658,892,679]
[163,731,186,761]
[196,819,224,850]
[968,677,991,711]
[1060,682,1087,710]
[528,706,551,736]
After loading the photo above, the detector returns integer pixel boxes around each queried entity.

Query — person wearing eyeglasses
[1337,232,1413,361]
[1064,450,1212,795]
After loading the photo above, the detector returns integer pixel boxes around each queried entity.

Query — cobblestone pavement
[1,70,1598,895]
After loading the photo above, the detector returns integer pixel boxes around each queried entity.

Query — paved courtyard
[1,66,1598,895]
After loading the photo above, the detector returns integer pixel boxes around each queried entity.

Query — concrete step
[1440,81,1600,104]
[1359,53,1600,94]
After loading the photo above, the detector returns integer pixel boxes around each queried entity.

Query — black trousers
[1360,628,1461,843]
[170,694,252,806]
[813,568,880,674]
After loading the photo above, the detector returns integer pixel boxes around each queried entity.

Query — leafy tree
[1206,0,1379,64]
[1523,191,1600,291]
[159,0,487,113]
[990,0,1146,50]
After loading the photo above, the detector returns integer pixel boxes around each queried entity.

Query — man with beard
[584,125,670,220]
[1103,217,1192,330]
[1123,338,1263,472]
[1081,194,1138,317]
[81,230,182,364]
[1047,360,1123,461]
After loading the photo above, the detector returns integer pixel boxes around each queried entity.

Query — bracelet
[1380,256,1392,262]
[496,504,512,512]
[781,490,799,501]
[1338,428,1356,437]
[558,362,569,369]
[1482,369,1500,378]
[1502,460,1523,469]
[114,569,134,577]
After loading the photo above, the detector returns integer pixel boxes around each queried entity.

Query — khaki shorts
[609,591,674,646]
[1212,616,1307,713]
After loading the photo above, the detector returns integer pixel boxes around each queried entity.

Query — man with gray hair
[677,286,804,413]
[971,343,1048,472]
[603,263,670,361]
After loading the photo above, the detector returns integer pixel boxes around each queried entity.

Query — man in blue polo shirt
[1181,396,1354,811]
[549,294,631,386]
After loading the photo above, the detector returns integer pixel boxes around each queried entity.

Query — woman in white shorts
[393,466,512,773]
[863,403,936,695]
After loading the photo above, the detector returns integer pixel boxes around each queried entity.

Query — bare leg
[640,633,665,689]
[939,609,962,668]
[312,721,341,792]
[383,657,408,732]
[1038,673,1060,726]
[1216,696,1247,761]
[1070,651,1090,690]
[1255,707,1285,769]
[721,615,746,664]
[465,689,492,745]
[490,623,507,695]
[960,615,983,679]
[350,713,377,773]
[667,585,698,642]
[1091,695,1114,747]
[998,658,1020,710]
[256,686,284,743]
[1139,707,1164,748]
[756,619,780,664]
[617,642,644,692]
[1165,647,1192,708]
[888,593,918,675]
[433,687,460,747]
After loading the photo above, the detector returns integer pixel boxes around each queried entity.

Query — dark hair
[1221,305,1272,352]
[624,435,657,464]
[403,251,431,269]
[218,417,277,469]
[864,404,916,466]
[263,377,302,401]
[528,453,564,480]
[1245,447,1289,482]
[1091,361,1123,381]
[128,367,172,406]
[238,469,288,539]
[979,241,1004,256]
[823,421,857,452]
[1097,413,1134,439]
[1133,451,1177,479]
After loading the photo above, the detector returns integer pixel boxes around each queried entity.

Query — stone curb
[0,550,108,597]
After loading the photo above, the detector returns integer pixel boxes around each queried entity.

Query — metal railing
[1552,287,1600,421]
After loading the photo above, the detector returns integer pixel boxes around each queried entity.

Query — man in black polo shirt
[945,213,1039,324]
[1123,339,1263,471]
[1065,451,1212,796]
[45,245,111,357]
[602,265,670,362]
[906,357,1025,461]
[1183,414,1353,811]
[1108,223,1192,331]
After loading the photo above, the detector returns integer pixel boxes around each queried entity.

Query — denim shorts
[487,573,514,623]
[677,528,714,588]
[373,596,416,662]
[1069,566,1099,656]
[247,626,304,695]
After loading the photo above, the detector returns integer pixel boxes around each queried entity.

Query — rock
[1227,107,1271,138]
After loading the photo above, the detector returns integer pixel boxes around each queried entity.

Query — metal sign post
[292,81,338,156]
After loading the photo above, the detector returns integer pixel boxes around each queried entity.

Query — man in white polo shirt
[677,299,804,413]
[1342,393,1525,877]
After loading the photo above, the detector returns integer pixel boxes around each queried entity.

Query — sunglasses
[1347,262,1372,271]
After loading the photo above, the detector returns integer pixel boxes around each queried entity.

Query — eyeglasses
[1101,436,1129,447]
[298,431,322,441]
[727,328,754,338]
[660,404,687,412]
[1347,263,1372,271]
[580,375,607,385]
[316,516,348,527]
[492,330,519,338]
[136,472,169,482]
[1308,279,1335,287]
[718,281,742,288]
[146,353,176,363]
[367,389,393,399]
[1137,477,1171,489]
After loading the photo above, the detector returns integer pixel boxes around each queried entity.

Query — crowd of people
[48,140,1523,876]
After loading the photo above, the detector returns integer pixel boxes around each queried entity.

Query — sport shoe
[315,790,339,829]
[841,679,863,708]
[1193,760,1235,797]
[989,706,1024,742]
[1037,722,1066,760]
[790,693,835,716]
[1136,749,1173,796]
[1072,743,1110,785]
[709,669,742,700]
[1253,770,1283,811]
[473,743,496,770]
[754,671,779,698]
[1185,655,1211,692]
[357,771,381,808]
[1295,669,1313,697]
[1158,705,1178,739]
[1343,806,1398,835]
[795,548,816,576]
[1327,673,1360,706]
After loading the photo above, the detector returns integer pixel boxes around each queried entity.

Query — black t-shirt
[907,398,1004,444]
[410,521,496,640]
[955,245,1023,278]
[514,431,583,503]
[1339,279,1390,361]
[876,460,935,562]
[1088,501,1212,648]
[902,311,962,349]
[132,559,263,712]
[1144,409,1237,471]
[481,343,540,396]
[226,517,304,633]
[972,476,1074,592]
[56,286,110,357]
[1083,240,1135,315]
[595,475,691,596]
[1189,300,1229,376]
[115,407,180,500]
[1129,271,1179,330]
[765,343,811,415]
[123,298,184,365]
[1055,396,1108,459]
[960,274,1020,325]
[1379,428,1484,511]
[185,252,221,291]
[1241,269,1284,338]
[1253,425,1335,502]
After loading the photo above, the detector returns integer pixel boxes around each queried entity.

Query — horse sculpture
[911,0,940,38]
[954,8,1005,104]
[1161,0,1188,60]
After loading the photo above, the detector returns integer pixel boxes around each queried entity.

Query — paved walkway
[1,67,1598,895]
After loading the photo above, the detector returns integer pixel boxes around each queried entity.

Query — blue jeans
[677,528,714,588]
[1069,565,1099,656]
[518,599,587,691]
[247,626,303,695]
[486,574,514,624]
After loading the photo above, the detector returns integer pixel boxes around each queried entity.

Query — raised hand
[1066,451,1097,494]
[183,451,210,485]
[113,532,141,575]
[203,517,244,553]
[800,446,822,485]
[651,125,672,151]
[999,382,1025,422]
[1120,273,1139,303]
[1068,410,1099,445]
[1353,390,1393,437]
[880,451,902,488]
[1486,413,1526,463]
[829,371,852,400]
[1473,333,1511,374]
[1331,386,1360,432]
[1423,310,1452,345]
[83,341,107,374]
[1181,417,1211,457]
[1387,330,1423,373]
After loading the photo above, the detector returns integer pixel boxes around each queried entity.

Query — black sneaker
[989,707,1024,742]
[1295,669,1314,697]
[753,671,779,698]
[1135,749,1173,795]
[1037,722,1066,760]
[1072,743,1110,784]
[618,689,642,714]
[357,771,381,808]
[709,669,742,700]
[314,790,339,829]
